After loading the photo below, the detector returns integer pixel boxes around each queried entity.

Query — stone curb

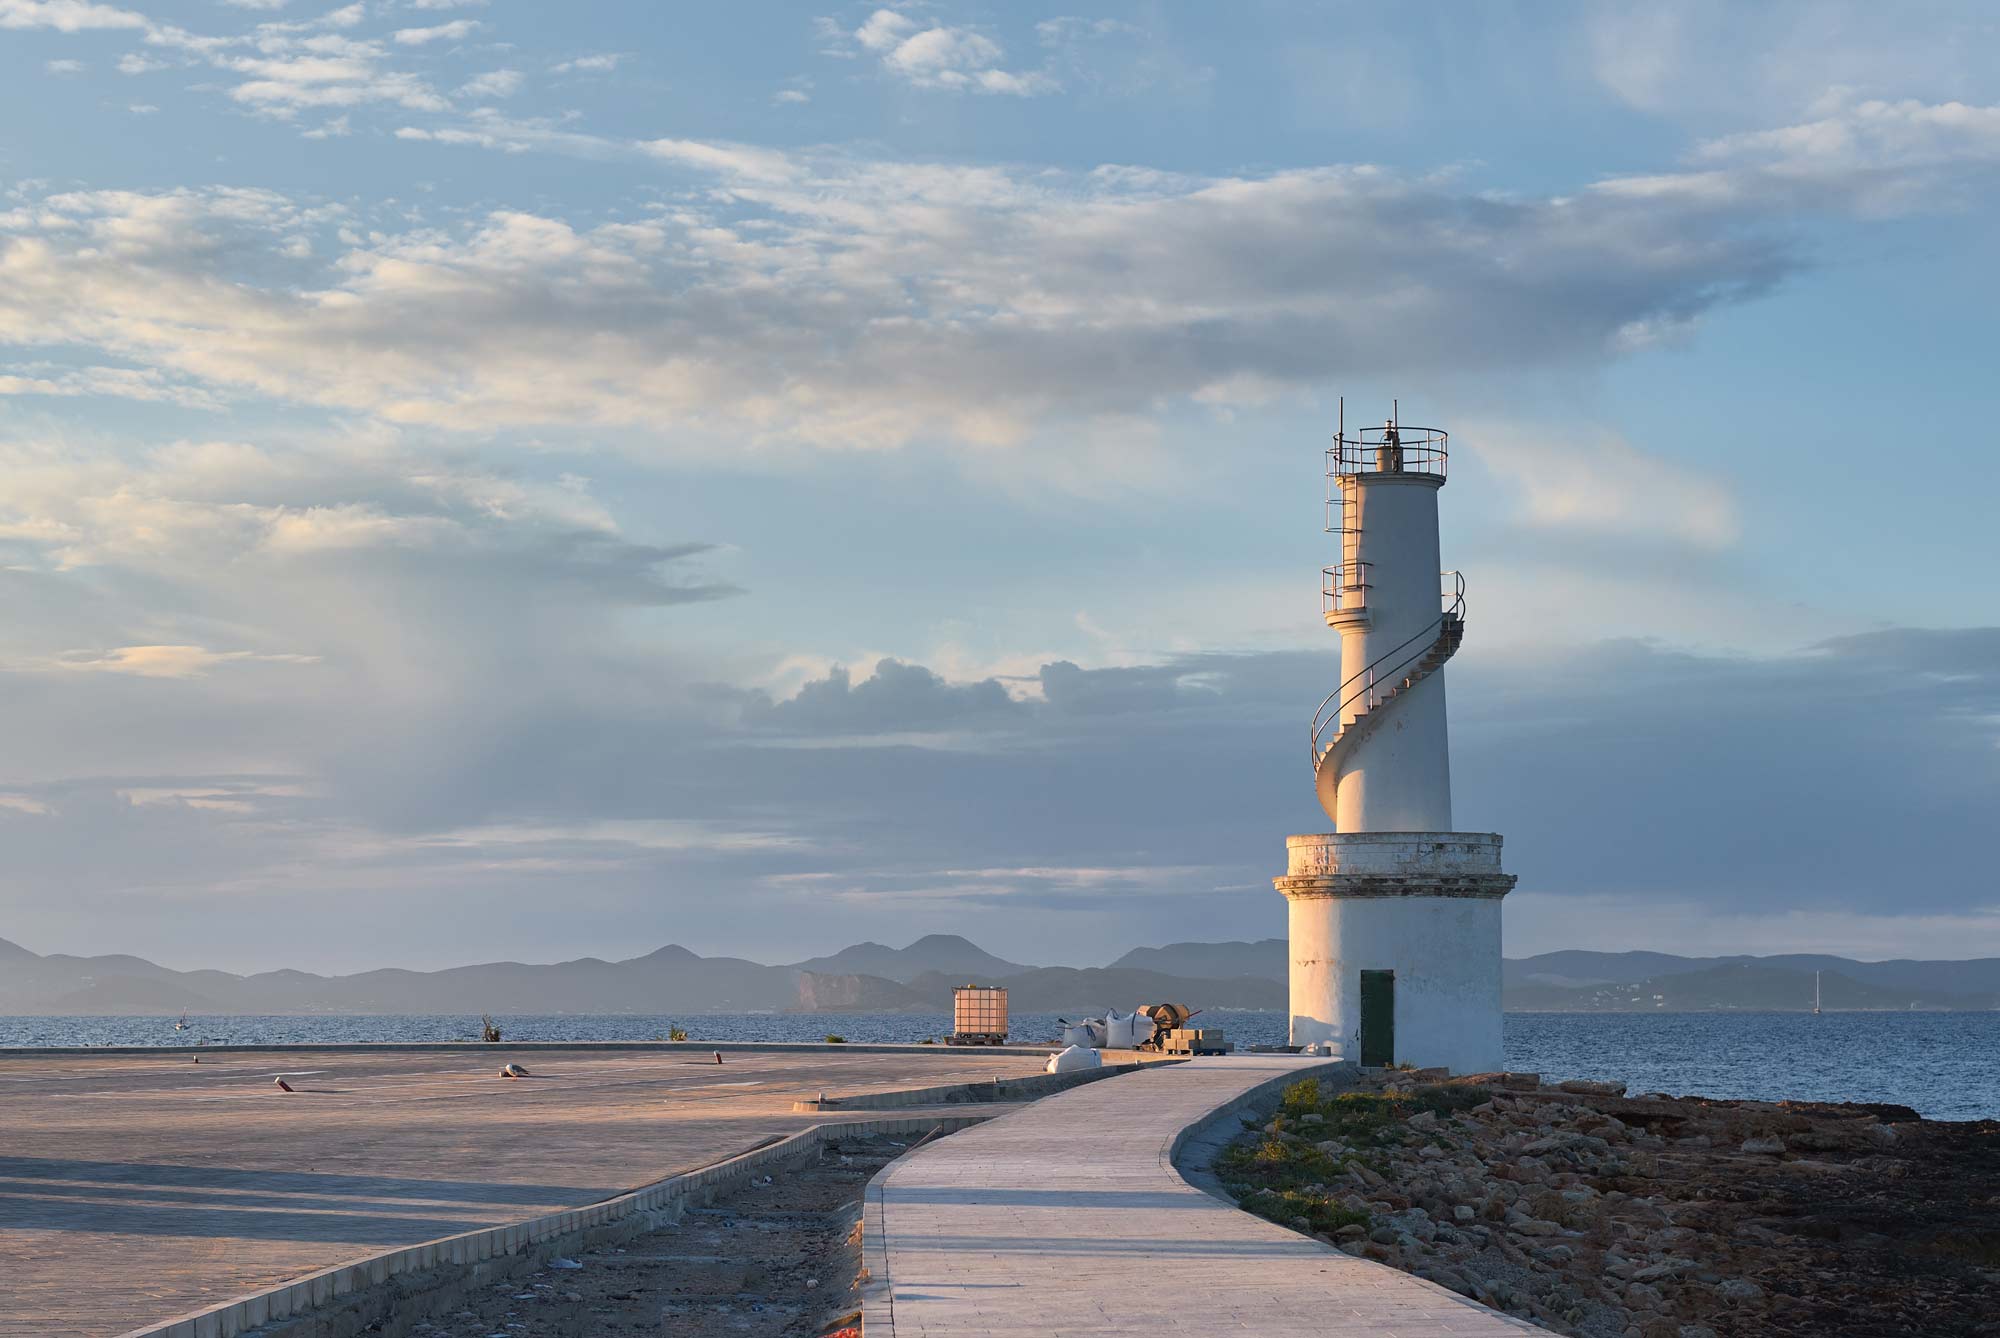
[111,1112,996,1338]
[790,1054,1183,1111]
[1164,1057,1356,1172]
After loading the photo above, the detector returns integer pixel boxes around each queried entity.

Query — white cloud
[0,159,1800,454]
[854,8,914,52]
[457,67,520,99]
[550,52,622,75]
[638,137,796,182]
[52,645,318,678]
[0,362,218,408]
[5,95,1995,456]
[221,40,450,114]
[301,112,351,137]
[849,7,1056,96]
[116,52,166,73]
[0,0,148,32]
[1590,92,2000,220]
[45,57,85,73]
[1587,2,1993,124]
[1465,422,1740,551]
[393,18,479,45]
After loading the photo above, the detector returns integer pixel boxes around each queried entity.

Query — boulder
[1559,1079,1628,1097]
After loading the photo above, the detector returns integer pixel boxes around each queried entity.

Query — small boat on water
[174,1011,189,1032]
[1812,971,1822,1016]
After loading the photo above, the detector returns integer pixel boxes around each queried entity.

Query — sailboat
[1812,972,1822,1016]
[175,1011,189,1032]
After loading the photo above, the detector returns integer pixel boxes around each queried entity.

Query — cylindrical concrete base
[1274,832,1515,1074]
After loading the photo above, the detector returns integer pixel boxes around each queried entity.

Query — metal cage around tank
[948,985,1008,1044]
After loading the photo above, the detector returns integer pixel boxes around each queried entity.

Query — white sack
[1104,1011,1148,1049]
[1060,1023,1096,1048]
[1045,1044,1104,1074]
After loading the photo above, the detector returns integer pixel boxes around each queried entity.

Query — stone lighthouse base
[1274,832,1516,1074]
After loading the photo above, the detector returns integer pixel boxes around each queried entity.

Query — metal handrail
[1326,425,1449,480]
[1310,571,1465,764]
[1321,563,1373,614]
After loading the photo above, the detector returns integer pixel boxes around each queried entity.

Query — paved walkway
[867,1054,1543,1336]
[0,1045,1047,1337]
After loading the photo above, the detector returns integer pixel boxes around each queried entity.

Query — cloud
[9,0,456,125]
[393,18,478,45]
[301,112,350,137]
[45,57,85,73]
[0,0,148,32]
[1592,93,2000,220]
[746,658,1024,736]
[550,52,623,75]
[51,645,317,678]
[457,67,519,99]
[221,38,451,114]
[0,362,221,409]
[0,150,1811,453]
[1465,421,1740,551]
[849,7,1056,96]
[1586,3,1994,123]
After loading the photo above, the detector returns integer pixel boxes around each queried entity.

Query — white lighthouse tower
[1274,404,1515,1074]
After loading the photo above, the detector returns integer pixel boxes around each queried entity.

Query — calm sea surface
[3,1010,1993,1121]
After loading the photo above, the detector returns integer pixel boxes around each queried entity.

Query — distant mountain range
[1,933,1994,1017]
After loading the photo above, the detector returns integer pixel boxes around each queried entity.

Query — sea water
[3,1009,1994,1120]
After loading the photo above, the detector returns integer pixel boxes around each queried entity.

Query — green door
[1359,970,1395,1067]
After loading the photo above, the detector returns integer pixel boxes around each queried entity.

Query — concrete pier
[864,1053,1543,1336]
[0,1044,1048,1337]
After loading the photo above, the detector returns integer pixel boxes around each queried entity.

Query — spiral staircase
[1310,572,1465,823]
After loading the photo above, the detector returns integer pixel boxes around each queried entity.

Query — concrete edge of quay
[110,1111,996,1338]
[855,1057,1356,1338]
[0,1039,1062,1059]
[789,1052,1184,1110]
[1167,1057,1360,1197]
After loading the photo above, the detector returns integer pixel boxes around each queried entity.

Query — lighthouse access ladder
[1309,569,1465,822]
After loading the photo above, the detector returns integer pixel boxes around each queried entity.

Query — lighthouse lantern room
[1275,402,1516,1074]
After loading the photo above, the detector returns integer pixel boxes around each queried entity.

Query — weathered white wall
[1332,673,1453,832]
[1332,473,1452,831]
[1288,893,1503,1074]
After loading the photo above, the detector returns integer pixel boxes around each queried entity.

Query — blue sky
[0,0,1995,973]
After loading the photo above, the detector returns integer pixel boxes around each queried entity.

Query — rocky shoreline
[1218,1069,1999,1337]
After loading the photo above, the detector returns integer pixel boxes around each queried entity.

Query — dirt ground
[404,1135,910,1338]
